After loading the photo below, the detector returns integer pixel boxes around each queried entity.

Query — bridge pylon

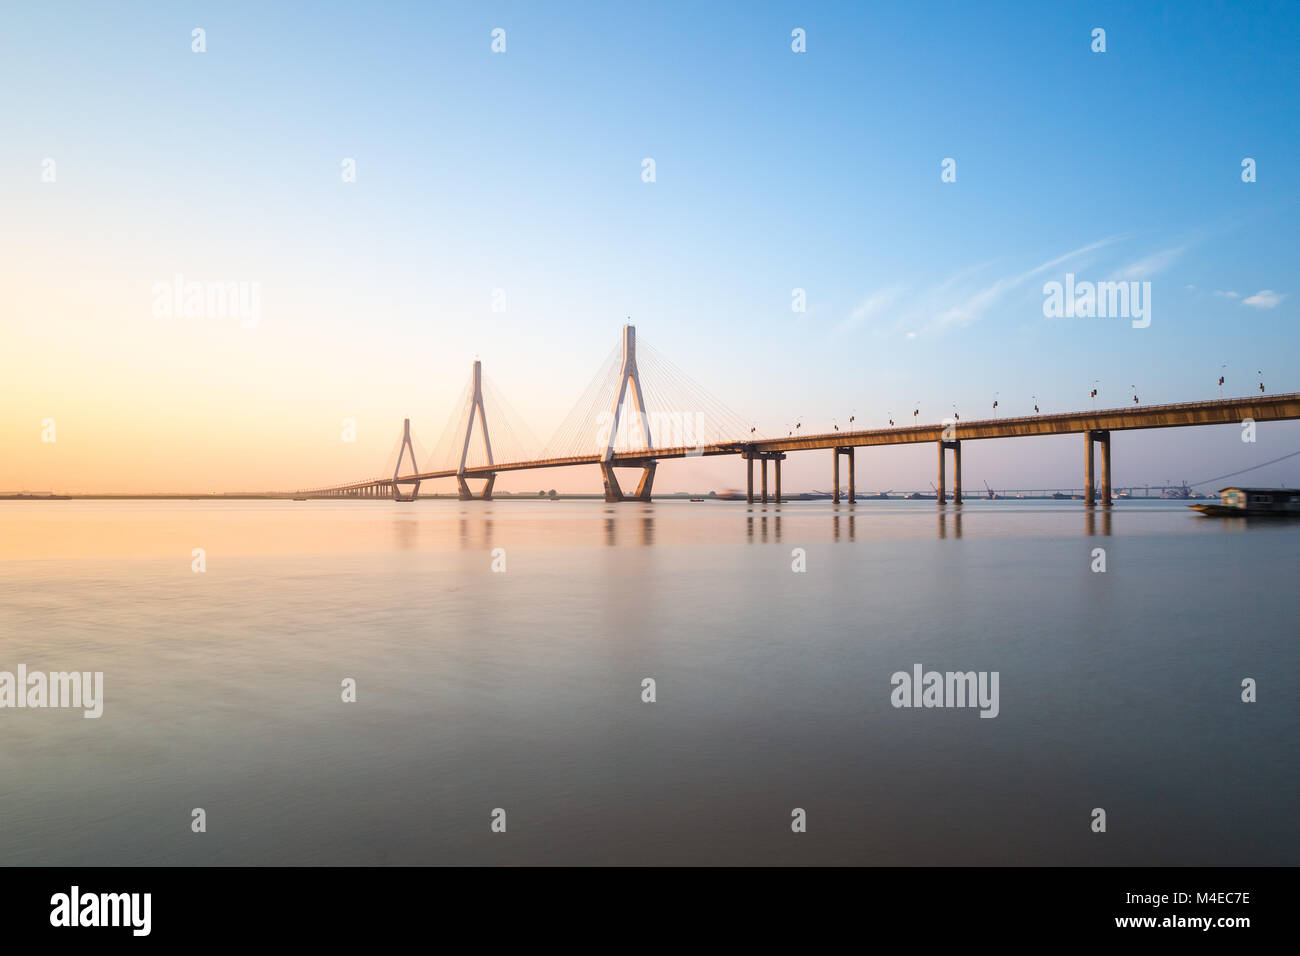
[392,418,421,501]
[457,360,496,501]
[600,324,656,502]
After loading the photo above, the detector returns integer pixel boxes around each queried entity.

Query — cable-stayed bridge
[293,325,1300,506]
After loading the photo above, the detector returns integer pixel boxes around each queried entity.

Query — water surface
[1,499,1295,865]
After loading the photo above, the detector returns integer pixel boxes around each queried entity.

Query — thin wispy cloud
[837,286,905,332]
[842,235,1204,339]
[1111,246,1185,280]
[931,235,1123,330]
[1213,290,1240,298]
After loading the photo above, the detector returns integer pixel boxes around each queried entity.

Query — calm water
[1,498,1296,865]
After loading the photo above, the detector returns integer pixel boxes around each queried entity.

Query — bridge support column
[743,448,784,504]
[600,460,655,503]
[937,441,945,503]
[393,418,422,501]
[833,450,840,503]
[832,447,855,502]
[599,325,656,504]
[1084,430,1111,507]
[1100,431,1112,507]
[952,442,961,504]
[937,440,960,504]
[454,361,495,502]
[1084,430,1095,506]
[458,474,496,501]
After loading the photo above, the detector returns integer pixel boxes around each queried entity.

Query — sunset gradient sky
[3,1,1299,494]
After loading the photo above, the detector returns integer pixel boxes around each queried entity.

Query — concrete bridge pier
[937,440,961,504]
[759,453,786,503]
[1084,430,1112,507]
[392,418,421,502]
[743,449,785,504]
[458,473,496,501]
[601,460,655,502]
[1101,431,1111,506]
[832,447,856,503]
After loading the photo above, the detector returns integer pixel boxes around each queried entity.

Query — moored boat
[1189,487,1300,517]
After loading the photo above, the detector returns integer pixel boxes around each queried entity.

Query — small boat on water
[1189,487,1300,517]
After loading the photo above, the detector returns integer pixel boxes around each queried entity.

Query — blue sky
[2,1,1299,491]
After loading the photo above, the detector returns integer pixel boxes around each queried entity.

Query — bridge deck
[303,393,1300,494]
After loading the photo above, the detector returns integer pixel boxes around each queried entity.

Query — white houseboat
[1189,487,1300,517]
